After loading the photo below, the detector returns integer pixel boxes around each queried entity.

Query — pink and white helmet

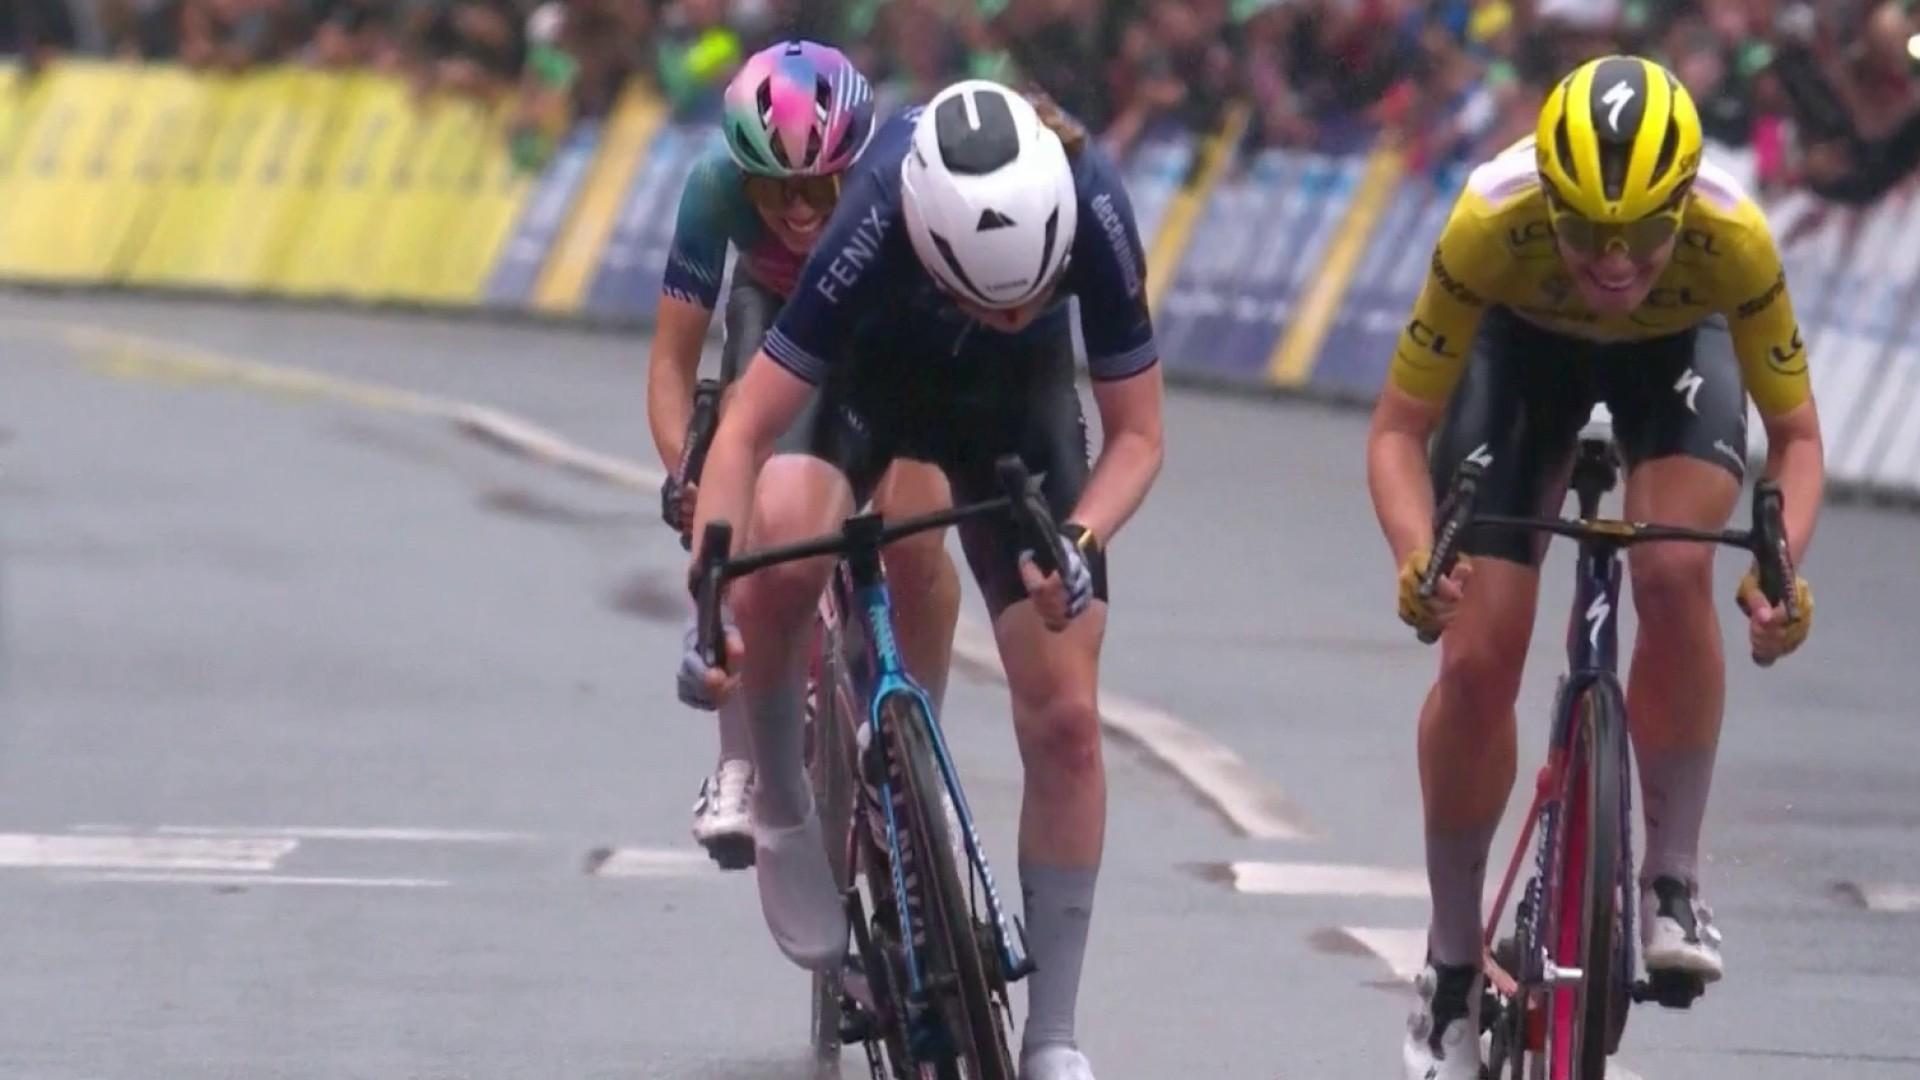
[722,40,875,178]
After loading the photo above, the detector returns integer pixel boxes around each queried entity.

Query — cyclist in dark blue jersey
[645,41,961,872]
[682,80,1166,1080]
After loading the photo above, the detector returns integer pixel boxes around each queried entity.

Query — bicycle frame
[827,514,1032,1003]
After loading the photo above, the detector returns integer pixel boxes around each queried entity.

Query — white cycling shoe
[1021,1045,1097,1080]
[1641,876,1724,982]
[1402,960,1482,1080]
[691,759,755,871]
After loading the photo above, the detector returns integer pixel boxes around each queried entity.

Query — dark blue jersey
[763,107,1159,385]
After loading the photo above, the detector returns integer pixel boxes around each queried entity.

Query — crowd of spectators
[7,1,1920,202]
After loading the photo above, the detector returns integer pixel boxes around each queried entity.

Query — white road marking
[1335,926,1429,983]
[143,824,539,844]
[589,846,716,878]
[1841,882,1920,913]
[0,833,297,873]
[1227,861,1427,898]
[951,621,1313,840]
[55,871,448,889]
[16,319,1314,844]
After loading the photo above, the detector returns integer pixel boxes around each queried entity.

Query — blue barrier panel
[585,121,720,322]
[1311,171,1456,397]
[1156,149,1359,379]
[485,120,601,308]
[1118,126,1197,259]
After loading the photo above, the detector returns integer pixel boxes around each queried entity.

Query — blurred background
[7,0,1920,199]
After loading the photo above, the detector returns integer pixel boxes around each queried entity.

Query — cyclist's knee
[1016,690,1102,781]
[1435,613,1529,724]
[883,529,956,607]
[1629,544,1715,631]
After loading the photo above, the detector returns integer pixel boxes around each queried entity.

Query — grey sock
[1639,747,1716,887]
[745,684,809,830]
[1426,820,1498,968]
[716,696,752,767]
[1019,863,1098,1056]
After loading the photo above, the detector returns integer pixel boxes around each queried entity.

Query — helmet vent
[930,232,994,305]
[1035,207,1060,284]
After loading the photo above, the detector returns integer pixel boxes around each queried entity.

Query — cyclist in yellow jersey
[1366,56,1825,1080]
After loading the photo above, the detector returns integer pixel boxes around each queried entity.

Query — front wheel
[808,618,857,1063]
[888,692,1016,1080]
[1547,679,1627,1080]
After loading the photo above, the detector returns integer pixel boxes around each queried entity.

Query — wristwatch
[1062,522,1101,559]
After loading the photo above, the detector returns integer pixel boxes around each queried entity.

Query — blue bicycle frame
[829,520,1032,1005]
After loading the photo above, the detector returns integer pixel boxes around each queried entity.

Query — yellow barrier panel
[431,101,533,305]
[1146,101,1251,317]
[0,63,141,281]
[373,95,491,303]
[1266,142,1404,387]
[192,70,337,291]
[0,64,38,203]
[108,67,221,280]
[125,72,234,286]
[532,83,665,314]
[274,75,418,299]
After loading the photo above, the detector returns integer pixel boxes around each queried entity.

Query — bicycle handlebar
[691,455,1063,671]
[1420,459,1797,664]
[668,379,723,550]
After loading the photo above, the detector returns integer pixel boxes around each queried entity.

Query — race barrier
[2,59,1916,502]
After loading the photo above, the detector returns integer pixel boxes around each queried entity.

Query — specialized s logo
[1768,325,1808,374]
[1585,593,1611,651]
[815,204,893,306]
[1091,193,1142,299]
[1736,271,1786,319]
[1674,367,1704,414]
[1406,318,1462,360]
[1602,81,1637,132]
[1431,250,1482,306]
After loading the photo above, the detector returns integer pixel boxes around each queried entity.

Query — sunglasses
[1543,182,1688,260]
[743,174,841,214]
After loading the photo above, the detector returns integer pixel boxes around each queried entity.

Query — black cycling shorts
[719,273,783,385]
[768,317,1108,619]
[1430,306,1749,566]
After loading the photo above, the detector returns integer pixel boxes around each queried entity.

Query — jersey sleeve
[661,155,735,310]
[1072,150,1159,381]
[762,168,899,385]
[1720,208,1812,417]
[1386,192,1501,404]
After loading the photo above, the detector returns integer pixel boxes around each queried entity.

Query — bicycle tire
[1547,679,1626,1080]
[809,616,857,1063]
[888,692,1016,1080]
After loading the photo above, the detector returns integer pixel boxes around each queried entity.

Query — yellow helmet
[1536,55,1702,222]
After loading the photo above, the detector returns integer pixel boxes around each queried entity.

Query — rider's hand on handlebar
[1737,567,1813,664]
[677,611,743,709]
[661,476,698,534]
[1019,532,1094,632]
[1399,548,1474,638]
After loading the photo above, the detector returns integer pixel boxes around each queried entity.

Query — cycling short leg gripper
[1426,820,1499,968]
[1019,862,1098,1057]
[1637,746,1716,888]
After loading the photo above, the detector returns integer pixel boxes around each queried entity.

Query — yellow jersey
[1387,139,1812,417]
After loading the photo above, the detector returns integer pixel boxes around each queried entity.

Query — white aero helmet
[900,80,1078,310]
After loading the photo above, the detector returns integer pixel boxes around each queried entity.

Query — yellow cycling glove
[1736,566,1814,659]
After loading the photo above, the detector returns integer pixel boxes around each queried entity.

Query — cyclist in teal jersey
[646,40,962,872]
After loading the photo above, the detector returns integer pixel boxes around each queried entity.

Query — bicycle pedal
[1632,970,1707,1010]
[837,998,880,1044]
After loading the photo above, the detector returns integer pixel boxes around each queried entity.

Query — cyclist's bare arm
[689,347,815,560]
[646,294,718,470]
[1367,383,1447,568]
[1757,400,1824,564]
[1070,364,1166,544]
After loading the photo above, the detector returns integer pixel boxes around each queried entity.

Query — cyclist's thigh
[946,329,1109,619]
[1603,315,1750,488]
[1430,307,1593,567]
[769,370,894,510]
[870,459,953,519]
[719,274,785,385]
